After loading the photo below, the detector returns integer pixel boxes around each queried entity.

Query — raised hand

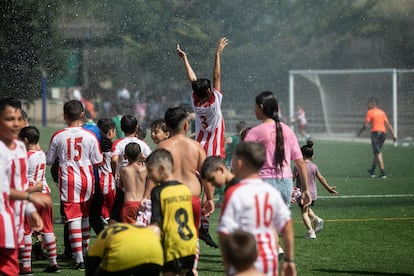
[216,37,229,54]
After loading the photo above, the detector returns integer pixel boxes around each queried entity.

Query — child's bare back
[120,161,147,202]
[119,142,147,224]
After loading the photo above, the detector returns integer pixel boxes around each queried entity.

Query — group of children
[0,36,340,276]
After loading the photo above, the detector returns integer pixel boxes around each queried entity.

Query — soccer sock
[21,234,32,269]
[43,232,58,266]
[68,219,83,263]
[81,217,91,257]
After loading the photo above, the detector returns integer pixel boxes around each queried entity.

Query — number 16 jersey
[218,178,291,276]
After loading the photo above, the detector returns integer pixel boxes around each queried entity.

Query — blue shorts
[263,178,293,207]
[371,132,386,155]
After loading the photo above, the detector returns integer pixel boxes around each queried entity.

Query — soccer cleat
[314,219,324,233]
[43,264,61,273]
[73,262,85,271]
[367,169,375,178]
[305,229,316,239]
[199,230,219,248]
[379,173,387,179]
[19,267,33,276]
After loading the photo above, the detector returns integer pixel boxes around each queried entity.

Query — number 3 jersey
[46,127,103,203]
[151,180,197,263]
[191,88,225,157]
[218,178,291,275]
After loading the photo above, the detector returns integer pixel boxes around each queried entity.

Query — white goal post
[288,68,414,139]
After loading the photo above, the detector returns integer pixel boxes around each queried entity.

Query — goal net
[288,69,414,140]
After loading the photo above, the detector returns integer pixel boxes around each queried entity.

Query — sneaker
[100,216,109,225]
[278,247,284,261]
[199,230,219,248]
[367,169,375,178]
[19,267,33,276]
[314,219,324,233]
[43,264,61,273]
[73,262,85,271]
[305,229,316,239]
[379,173,387,179]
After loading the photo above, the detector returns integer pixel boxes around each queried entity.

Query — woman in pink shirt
[244,91,311,207]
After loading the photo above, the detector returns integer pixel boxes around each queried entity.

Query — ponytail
[272,113,285,170]
[255,91,285,170]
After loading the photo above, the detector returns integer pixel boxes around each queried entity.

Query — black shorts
[163,255,195,273]
[371,132,386,155]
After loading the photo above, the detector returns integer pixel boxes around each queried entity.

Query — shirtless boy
[156,106,214,228]
[119,142,147,224]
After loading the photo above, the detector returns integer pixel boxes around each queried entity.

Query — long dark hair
[255,91,285,170]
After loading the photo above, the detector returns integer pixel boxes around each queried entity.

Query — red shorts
[102,189,115,219]
[192,196,201,232]
[63,200,92,222]
[121,201,141,224]
[0,247,19,276]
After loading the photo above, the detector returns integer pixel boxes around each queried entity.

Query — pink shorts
[63,200,92,222]
[121,201,141,224]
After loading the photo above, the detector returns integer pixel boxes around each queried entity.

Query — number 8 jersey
[151,180,197,263]
[46,127,103,203]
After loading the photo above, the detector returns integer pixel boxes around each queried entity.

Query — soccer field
[34,126,414,275]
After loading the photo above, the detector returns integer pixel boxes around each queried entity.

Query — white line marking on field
[318,194,414,199]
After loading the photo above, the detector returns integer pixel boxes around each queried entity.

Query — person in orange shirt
[357,97,397,178]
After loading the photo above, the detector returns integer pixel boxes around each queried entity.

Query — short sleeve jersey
[46,127,103,203]
[293,161,319,201]
[111,136,152,177]
[27,150,51,195]
[366,107,388,133]
[191,88,225,157]
[218,178,291,275]
[244,122,303,178]
[0,140,17,249]
[217,178,291,275]
[87,223,163,272]
[151,181,197,263]
[5,140,29,246]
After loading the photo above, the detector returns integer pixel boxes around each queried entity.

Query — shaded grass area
[31,130,414,275]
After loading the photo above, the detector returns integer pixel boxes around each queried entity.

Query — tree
[0,0,65,102]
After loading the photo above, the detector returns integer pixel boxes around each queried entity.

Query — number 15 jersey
[46,127,103,203]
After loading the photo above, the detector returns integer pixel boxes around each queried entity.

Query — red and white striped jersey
[27,150,51,195]
[111,136,152,176]
[4,140,29,246]
[191,88,225,157]
[98,152,115,195]
[218,178,291,276]
[46,127,103,203]
[0,140,17,249]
